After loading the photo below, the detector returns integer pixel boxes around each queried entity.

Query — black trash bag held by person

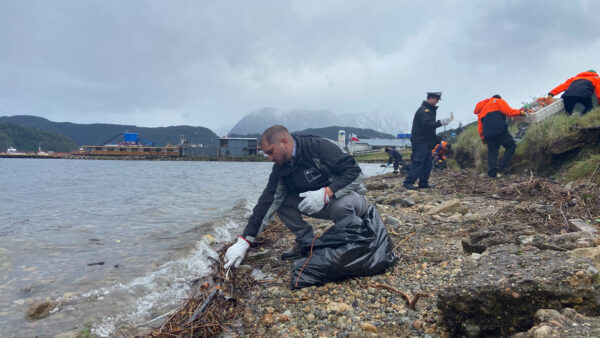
[290,204,398,289]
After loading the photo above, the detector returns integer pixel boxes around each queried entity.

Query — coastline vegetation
[453,107,600,183]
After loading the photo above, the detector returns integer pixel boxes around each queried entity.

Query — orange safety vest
[432,141,448,160]
[549,71,600,101]
[473,97,521,140]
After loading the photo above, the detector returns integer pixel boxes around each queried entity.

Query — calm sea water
[0,159,383,337]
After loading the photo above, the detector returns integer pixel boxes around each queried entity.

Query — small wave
[52,200,252,337]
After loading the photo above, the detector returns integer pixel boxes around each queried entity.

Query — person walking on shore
[224,125,368,269]
[474,94,526,178]
[548,70,600,116]
[403,92,452,190]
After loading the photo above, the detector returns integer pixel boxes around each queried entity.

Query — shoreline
[144,169,600,337]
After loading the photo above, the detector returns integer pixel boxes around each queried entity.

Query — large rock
[438,244,600,337]
[426,199,462,215]
[461,222,532,254]
[513,308,600,337]
[26,300,58,319]
[364,181,390,191]
[531,231,596,252]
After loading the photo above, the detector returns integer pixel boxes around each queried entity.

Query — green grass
[515,107,600,170]
[562,154,600,185]
[453,107,600,174]
[453,124,487,170]
[353,149,411,162]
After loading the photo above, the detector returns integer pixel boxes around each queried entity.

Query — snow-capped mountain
[229,107,410,135]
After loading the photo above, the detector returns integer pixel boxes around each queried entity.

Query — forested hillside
[0,115,220,147]
[0,122,78,152]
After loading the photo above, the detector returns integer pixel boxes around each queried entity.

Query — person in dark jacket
[548,70,600,116]
[224,125,368,269]
[403,92,452,189]
[474,95,526,178]
[384,147,405,174]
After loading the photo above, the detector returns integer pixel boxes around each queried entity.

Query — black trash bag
[290,204,398,289]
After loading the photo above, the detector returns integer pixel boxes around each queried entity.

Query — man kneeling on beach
[224,125,368,269]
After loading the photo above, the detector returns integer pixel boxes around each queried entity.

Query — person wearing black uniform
[384,147,405,174]
[223,125,368,269]
[403,92,452,190]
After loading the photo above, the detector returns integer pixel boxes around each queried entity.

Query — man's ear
[280,136,291,148]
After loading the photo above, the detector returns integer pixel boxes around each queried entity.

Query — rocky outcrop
[461,222,532,254]
[438,244,600,337]
[513,308,600,337]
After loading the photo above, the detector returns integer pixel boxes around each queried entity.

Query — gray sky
[1,0,599,134]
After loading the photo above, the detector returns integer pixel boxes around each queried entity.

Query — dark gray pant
[486,130,516,177]
[276,191,368,246]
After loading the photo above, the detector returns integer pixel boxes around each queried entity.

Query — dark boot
[403,183,418,190]
[281,244,305,260]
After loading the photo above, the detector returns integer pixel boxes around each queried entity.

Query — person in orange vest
[548,70,600,116]
[432,141,451,169]
[474,95,526,178]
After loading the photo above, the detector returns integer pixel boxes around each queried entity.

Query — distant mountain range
[1,114,402,151]
[229,107,409,135]
[230,126,395,142]
[0,115,220,147]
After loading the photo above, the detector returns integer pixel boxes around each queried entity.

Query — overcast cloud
[1,0,599,134]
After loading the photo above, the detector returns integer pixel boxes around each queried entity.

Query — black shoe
[418,184,435,189]
[403,183,418,190]
[281,244,304,260]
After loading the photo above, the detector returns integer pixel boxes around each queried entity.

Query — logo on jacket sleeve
[424,109,430,112]
[304,167,322,182]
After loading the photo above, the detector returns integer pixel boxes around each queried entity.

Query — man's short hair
[384,147,390,153]
[492,94,502,99]
[261,125,291,145]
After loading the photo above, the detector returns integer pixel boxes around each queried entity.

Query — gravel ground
[150,168,600,337]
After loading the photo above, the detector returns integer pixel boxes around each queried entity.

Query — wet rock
[438,244,600,337]
[26,300,58,319]
[513,308,600,338]
[245,250,272,262]
[237,264,252,274]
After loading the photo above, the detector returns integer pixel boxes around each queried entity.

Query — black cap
[427,92,442,100]
[492,94,502,99]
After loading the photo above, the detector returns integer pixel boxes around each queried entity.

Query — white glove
[440,118,451,126]
[298,188,330,214]
[386,163,392,167]
[224,237,250,269]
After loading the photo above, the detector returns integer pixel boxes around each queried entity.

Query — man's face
[261,137,291,165]
[427,97,440,106]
